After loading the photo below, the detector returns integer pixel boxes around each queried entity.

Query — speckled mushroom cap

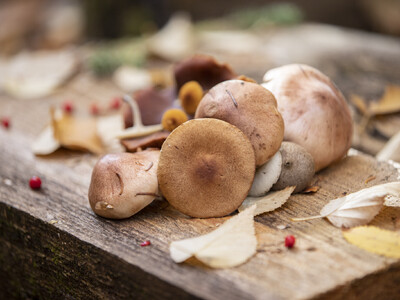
[157,118,255,218]
[262,64,353,172]
[88,149,160,219]
[195,80,284,167]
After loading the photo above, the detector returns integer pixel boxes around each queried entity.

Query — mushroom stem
[115,94,163,139]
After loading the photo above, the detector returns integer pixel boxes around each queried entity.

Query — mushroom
[272,142,315,193]
[161,108,188,132]
[248,151,282,197]
[88,149,160,219]
[123,87,175,128]
[195,80,284,167]
[157,118,255,218]
[116,95,163,140]
[178,81,203,115]
[262,64,353,171]
[174,54,237,90]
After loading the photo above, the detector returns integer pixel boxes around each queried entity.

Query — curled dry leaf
[32,108,124,155]
[239,186,295,216]
[170,205,257,268]
[369,85,400,115]
[293,182,400,228]
[343,226,400,258]
[52,109,104,154]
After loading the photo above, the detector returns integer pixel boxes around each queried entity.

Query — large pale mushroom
[195,80,284,167]
[263,64,353,172]
[88,149,160,219]
[158,118,255,218]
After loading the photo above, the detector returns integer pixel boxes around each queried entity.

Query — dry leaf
[343,226,400,258]
[170,205,256,268]
[302,186,320,193]
[31,124,60,155]
[239,186,295,216]
[376,131,400,162]
[293,182,400,228]
[350,94,369,115]
[2,50,78,99]
[52,109,104,154]
[369,85,400,115]
[96,114,124,153]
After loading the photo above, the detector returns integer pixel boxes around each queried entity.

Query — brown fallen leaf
[350,94,369,116]
[369,85,400,115]
[52,108,104,154]
[302,186,320,193]
[343,226,400,258]
[170,205,256,268]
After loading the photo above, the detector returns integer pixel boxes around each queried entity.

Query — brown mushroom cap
[195,80,284,167]
[88,149,160,219]
[174,55,237,90]
[157,118,255,218]
[262,64,353,172]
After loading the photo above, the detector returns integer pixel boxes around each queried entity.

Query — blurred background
[1,0,400,54]
[1,0,400,158]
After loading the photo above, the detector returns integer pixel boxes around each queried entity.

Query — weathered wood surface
[1,24,400,299]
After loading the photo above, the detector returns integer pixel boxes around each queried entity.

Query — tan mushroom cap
[195,80,284,166]
[262,64,353,172]
[158,118,255,218]
[88,149,160,219]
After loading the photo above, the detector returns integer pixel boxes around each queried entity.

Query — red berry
[1,117,10,129]
[62,101,74,114]
[29,176,42,190]
[285,235,296,248]
[109,97,122,110]
[140,240,151,247]
[90,103,100,115]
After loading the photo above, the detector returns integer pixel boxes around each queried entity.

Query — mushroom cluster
[88,57,353,219]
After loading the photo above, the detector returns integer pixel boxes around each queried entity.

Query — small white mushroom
[248,151,282,197]
[88,149,160,219]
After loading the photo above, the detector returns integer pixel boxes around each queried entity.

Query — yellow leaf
[51,109,104,154]
[369,85,400,115]
[350,94,369,115]
[343,226,400,258]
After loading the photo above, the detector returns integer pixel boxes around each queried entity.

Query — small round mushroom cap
[195,80,284,167]
[88,149,160,219]
[262,64,353,171]
[272,142,315,193]
[158,118,256,218]
[174,55,237,90]
[249,151,282,197]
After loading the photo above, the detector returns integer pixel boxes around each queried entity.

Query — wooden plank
[1,102,400,299]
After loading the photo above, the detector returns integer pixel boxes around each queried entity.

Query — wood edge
[0,202,202,300]
[311,260,400,300]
